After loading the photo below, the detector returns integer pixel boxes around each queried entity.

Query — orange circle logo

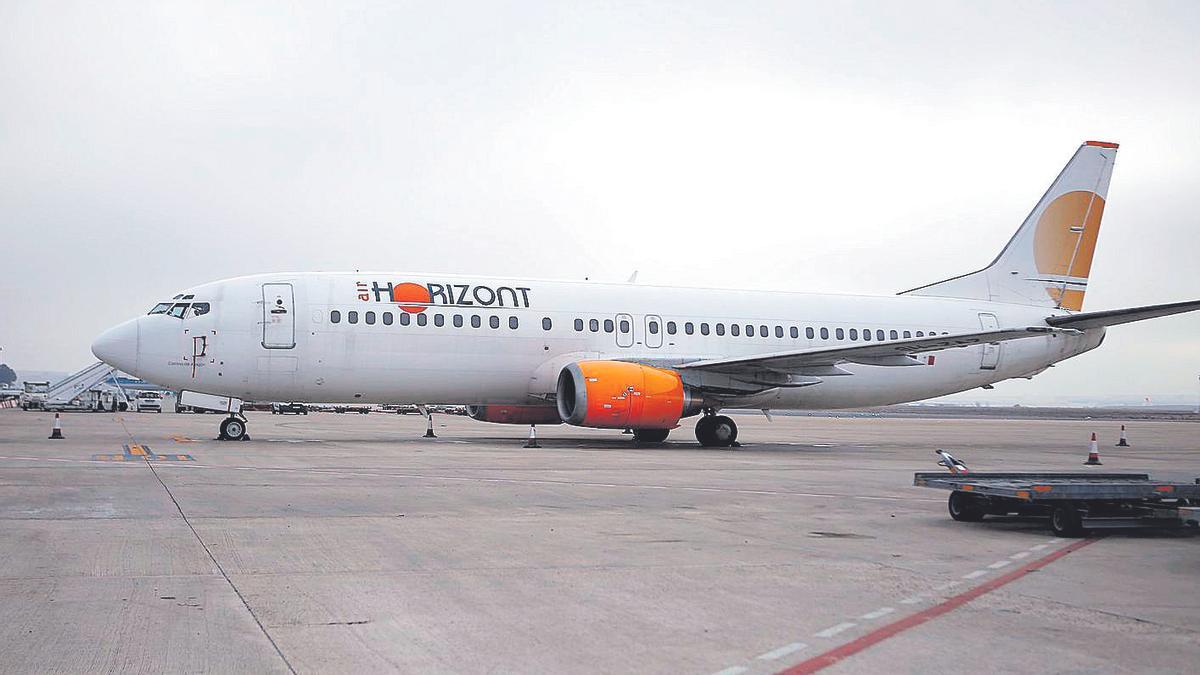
[391,282,431,313]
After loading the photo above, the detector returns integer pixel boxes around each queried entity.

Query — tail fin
[901,141,1118,310]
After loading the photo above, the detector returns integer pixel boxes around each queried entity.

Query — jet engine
[556,360,699,429]
[467,405,563,425]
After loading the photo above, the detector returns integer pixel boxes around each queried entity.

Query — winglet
[1085,140,1119,148]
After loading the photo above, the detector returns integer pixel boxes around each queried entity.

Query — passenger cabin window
[761,325,769,337]
[589,319,599,332]
[700,323,710,335]
[837,328,846,340]
[471,315,481,328]
[417,314,427,326]
[365,311,376,325]
[453,315,464,328]
[574,318,584,331]
[148,303,172,315]
[384,312,395,326]
[168,303,188,319]
[890,330,898,340]
[717,323,727,336]
[849,328,857,340]
[915,331,924,337]
[434,314,445,327]
[775,326,784,338]
[820,327,829,339]
[805,327,814,339]
[903,330,911,338]
[619,319,630,333]
[509,316,519,329]
[877,330,886,341]
[191,302,211,317]
[685,322,695,335]
[543,317,553,330]
[490,315,500,329]
[648,320,659,335]
[604,319,614,333]
[348,311,359,324]
[667,321,677,335]
[330,310,341,324]
[862,328,870,340]
[399,313,411,326]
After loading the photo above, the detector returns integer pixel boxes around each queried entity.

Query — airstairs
[45,361,124,409]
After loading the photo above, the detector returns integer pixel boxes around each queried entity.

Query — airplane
[92,141,1200,445]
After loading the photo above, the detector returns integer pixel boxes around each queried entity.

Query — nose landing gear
[695,413,738,447]
[219,414,249,441]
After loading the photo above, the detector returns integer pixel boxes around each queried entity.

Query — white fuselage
[93,272,1104,412]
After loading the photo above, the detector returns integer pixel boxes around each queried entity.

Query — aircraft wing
[1045,299,1200,330]
[674,326,1062,375]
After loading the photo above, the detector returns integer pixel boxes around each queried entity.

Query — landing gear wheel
[948,491,986,522]
[219,417,248,441]
[1050,503,1087,537]
[632,428,670,444]
[696,415,738,447]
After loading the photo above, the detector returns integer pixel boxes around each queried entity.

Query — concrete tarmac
[1,409,1197,674]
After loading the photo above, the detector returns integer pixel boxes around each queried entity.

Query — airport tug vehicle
[916,453,1200,536]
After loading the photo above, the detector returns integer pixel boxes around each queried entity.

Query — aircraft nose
[91,318,139,373]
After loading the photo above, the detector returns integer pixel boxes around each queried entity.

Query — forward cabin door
[262,283,296,349]
[977,312,1000,370]
[615,313,634,348]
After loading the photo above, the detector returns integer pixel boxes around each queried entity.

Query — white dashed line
[756,642,808,661]
[933,581,961,591]
[814,622,857,638]
[899,595,924,605]
[859,607,895,620]
[1049,538,1064,544]
[1030,544,1049,551]
[962,570,988,580]
[1010,551,1031,560]
[711,667,748,675]
[987,560,1012,569]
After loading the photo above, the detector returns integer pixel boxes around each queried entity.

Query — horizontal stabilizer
[1045,299,1200,330]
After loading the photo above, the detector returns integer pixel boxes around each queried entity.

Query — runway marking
[90,444,194,462]
[932,581,960,591]
[859,607,894,620]
[1010,551,1031,560]
[756,642,808,661]
[987,560,1013,569]
[1049,538,1064,543]
[711,667,748,675]
[813,622,856,638]
[777,538,1101,673]
[898,596,924,605]
[962,570,987,580]
[1030,543,1049,551]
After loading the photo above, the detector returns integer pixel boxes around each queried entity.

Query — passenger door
[262,283,296,349]
[977,312,1000,370]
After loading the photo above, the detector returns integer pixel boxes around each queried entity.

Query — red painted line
[778,538,1100,674]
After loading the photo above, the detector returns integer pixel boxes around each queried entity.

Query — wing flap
[1046,299,1200,330]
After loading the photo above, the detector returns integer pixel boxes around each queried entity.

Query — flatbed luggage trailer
[913,472,1200,537]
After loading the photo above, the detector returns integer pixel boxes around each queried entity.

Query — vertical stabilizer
[901,141,1118,310]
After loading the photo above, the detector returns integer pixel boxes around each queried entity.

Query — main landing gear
[219,414,249,441]
[695,412,738,447]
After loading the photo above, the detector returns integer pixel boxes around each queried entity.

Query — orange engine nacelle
[556,361,695,429]
[467,405,563,425]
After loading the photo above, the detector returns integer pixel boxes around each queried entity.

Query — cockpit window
[167,303,189,318]
[148,303,172,315]
[191,302,211,317]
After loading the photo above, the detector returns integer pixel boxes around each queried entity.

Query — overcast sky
[1,1,1198,403]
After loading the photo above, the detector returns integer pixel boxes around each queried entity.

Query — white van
[135,391,163,413]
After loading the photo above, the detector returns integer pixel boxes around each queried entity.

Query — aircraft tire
[633,428,670,444]
[220,417,247,442]
[696,415,737,447]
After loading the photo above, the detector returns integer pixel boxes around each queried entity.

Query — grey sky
[1,1,1198,403]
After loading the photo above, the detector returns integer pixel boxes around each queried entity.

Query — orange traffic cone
[423,413,437,438]
[1116,425,1130,447]
[48,413,64,440]
[1084,432,1102,465]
